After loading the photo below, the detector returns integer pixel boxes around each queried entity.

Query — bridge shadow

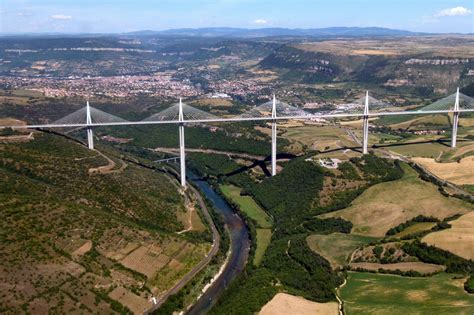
[318,146,362,154]
[302,137,465,156]
[371,138,454,149]
[189,138,456,181]
[160,138,472,182]
[192,153,298,181]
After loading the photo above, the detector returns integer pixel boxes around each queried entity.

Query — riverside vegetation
[183,148,473,314]
[182,152,421,314]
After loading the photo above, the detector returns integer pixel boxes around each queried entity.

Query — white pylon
[178,98,186,187]
[362,91,369,154]
[86,100,94,150]
[271,94,277,176]
[451,87,460,148]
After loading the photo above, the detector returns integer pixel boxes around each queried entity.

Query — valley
[0,30,473,315]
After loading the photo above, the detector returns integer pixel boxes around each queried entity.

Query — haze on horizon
[0,0,473,35]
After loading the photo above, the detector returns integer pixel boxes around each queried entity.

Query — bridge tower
[178,98,186,187]
[271,94,277,176]
[451,88,460,148]
[362,91,370,154]
[86,100,94,150]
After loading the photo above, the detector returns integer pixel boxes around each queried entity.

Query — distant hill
[128,27,427,38]
[0,26,436,39]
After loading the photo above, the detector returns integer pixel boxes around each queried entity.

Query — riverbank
[186,172,251,314]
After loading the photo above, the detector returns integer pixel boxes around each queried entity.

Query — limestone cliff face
[259,45,474,92]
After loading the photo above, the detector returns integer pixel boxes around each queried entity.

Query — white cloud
[435,6,472,17]
[17,12,32,17]
[50,14,72,20]
[252,19,268,25]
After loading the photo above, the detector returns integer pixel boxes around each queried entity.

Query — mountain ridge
[128,26,428,37]
[0,26,441,38]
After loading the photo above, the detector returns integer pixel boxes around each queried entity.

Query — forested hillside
[187,152,405,314]
[0,133,211,314]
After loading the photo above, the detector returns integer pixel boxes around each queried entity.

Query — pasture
[259,293,338,315]
[389,114,450,130]
[295,38,474,58]
[281,125,358,152]
[254,229,272,266]
[349,262,444,274]
[320,164,473,237]
[340,272,474,315]
[393,222,438,238]
[306,233,376,269]
[413,156,474,185]
[386,141,451,158]
[220,185,273,266]
[190,97,233,107]
[422,211,474,260]
[220,185,273,228]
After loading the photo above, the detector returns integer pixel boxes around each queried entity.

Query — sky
[0,0,473,34]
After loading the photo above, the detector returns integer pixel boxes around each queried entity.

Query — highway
[153,147,266,160]
[2,108,473,130]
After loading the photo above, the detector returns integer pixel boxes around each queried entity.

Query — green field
[387,142,451,158]
[370,132,404,144]
[462,185,474,194]
[220,185,273,266]
[321,164,473,236]
[376,114,451,129]
[220,185,273,228]
[306,233,376,269]
[341,272,474,315]
[394,222,438,238]
[375,114,413,126]
[254,229,272,266]
[281,125,358,152]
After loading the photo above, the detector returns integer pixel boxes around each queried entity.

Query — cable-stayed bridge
[2,89,474,187]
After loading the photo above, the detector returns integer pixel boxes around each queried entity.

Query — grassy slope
[220,184,272,266]
[1,134,186,231]
[375,114,450,128]
[412,157,474,185]
[387,142,451,158]
[281,125,357,152]
[463,185,474,194]
[422,211,474,260]
[0,133,209,314]
[394,222,438,238]
[255,229,273,266]
[306,233,376,269]
[321,163,473,236]
[220,185,272,228]
[341,272,474,315]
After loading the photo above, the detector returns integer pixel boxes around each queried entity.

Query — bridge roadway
[152,147,266,160]
[2,108,473,130]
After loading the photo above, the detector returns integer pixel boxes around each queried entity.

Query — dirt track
[88,150,127,174]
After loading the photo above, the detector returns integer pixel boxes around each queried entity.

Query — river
[187,171,251,315]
